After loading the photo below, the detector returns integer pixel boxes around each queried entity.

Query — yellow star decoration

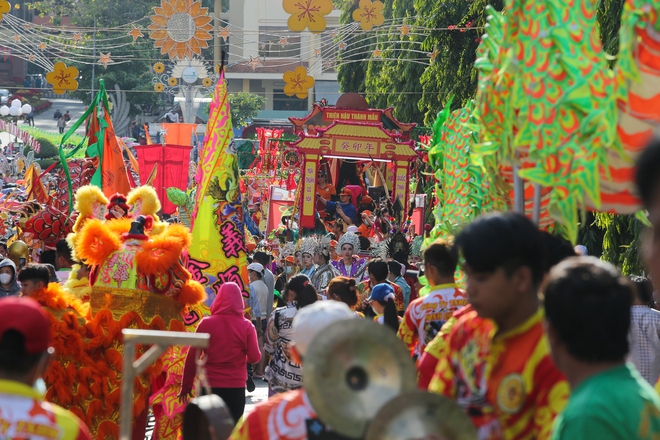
[398,23,411,36]
[282,0,333,34]
[154,62,165,73]
[428,49,439,62]
[217,25,231,42]
[338,41,346,50]
[314,49,320,57]
[39,42,47,50]
[373,48,381,58]
[283,66,314,99]
[128,25,144,42]
[98,52,113,68]
[73,33,82,42]
[12,34,20,42]
[29,54,35,61]
[352,0,384,31]
[279,36,288,47]
[248,56,262,71]
[45,61,79,95]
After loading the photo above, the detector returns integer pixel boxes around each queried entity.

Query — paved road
[0,98,88,146]
[246,377,269,415]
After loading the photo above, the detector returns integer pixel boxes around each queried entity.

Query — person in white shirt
[248,262,270,378]
[627,276,660,384]
[164,110,180,123]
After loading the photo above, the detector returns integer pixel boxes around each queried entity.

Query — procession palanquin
[37,184,205,439]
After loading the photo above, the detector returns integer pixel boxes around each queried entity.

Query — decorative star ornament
[98,52,114,68]
[29,54,35,61]
[398,23,411,36]
[338,41,346,50]
[279,36,288,47]
[12,34,20,42]
[217,26,231,42]
[248,56,262,71]
[73,33,82,42]
[39,42,47,50]
[373,48,381,58]
[314,49,320,57]
[324,60,333,69]
[128,25,143,42]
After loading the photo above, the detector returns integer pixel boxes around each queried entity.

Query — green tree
[228,92,266,127]
[363,0,426,124]
[416,0,503,125]
[335,0,369,93]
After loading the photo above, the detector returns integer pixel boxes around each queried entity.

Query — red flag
[133,144,193,215]
[412,207,424,236]
[267,199,294,235]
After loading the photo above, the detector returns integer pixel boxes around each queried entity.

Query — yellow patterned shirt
[429,308,568,439]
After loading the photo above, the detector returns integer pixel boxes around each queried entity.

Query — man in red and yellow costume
[428,213,567,440]
[397,239,467,362]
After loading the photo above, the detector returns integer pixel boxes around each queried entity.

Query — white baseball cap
[292,301,356,357]
[247,262,264,273]
[346,225,359,234]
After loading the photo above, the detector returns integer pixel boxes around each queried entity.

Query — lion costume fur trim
[75,219,122,266]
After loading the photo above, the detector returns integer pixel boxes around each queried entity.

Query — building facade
[223,0,341,121]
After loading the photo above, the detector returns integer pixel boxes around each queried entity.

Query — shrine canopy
[289,93,418,229]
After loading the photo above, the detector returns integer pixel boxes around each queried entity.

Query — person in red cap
[0,296,91,439]
[317,188,357,224]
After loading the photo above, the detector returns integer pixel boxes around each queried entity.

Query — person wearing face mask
[0,296,91,439]
[0,258,20,298]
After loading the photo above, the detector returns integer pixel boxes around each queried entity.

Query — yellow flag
[187,71,249,304]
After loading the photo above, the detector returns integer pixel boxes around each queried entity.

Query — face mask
[284,267,294,276]
[0,273,11,285]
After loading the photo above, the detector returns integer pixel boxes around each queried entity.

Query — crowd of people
[2,137,660,440]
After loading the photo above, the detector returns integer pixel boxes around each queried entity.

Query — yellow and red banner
[187,71,249,302]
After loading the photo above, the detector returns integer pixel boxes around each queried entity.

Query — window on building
[259,27,301,58]
[273,88,307,111]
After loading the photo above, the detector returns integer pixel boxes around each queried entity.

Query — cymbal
[304,319,417,439]
[182,394,234,440]
[365,391,477,440]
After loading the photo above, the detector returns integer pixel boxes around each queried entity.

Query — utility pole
[213,0,221,67]
[90,18,96,100]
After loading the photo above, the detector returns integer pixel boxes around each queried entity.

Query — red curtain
[133,144,193,215]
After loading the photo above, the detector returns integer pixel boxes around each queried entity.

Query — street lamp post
[0,99,32,142]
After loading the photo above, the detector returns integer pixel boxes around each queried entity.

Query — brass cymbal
[365,391,477,440]
[304,319,417,439]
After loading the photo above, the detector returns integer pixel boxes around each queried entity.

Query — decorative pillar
[393,160,410,214]
[300,154,319,228]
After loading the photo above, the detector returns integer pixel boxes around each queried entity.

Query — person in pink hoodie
[179,282,261,424]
